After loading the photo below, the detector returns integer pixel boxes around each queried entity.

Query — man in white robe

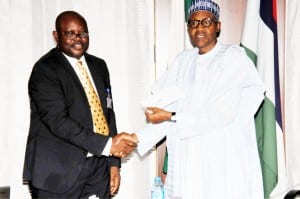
[137,0,265,198]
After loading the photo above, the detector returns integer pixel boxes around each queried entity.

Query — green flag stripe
[241,42,278,198]
[240,43,257,65]
[255,97,278,198]
[184,0,192,21]
[241,40,278,199]
[163,149,168,174]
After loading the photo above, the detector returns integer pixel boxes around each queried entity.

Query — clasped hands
[109,107,171,158]
[110,132,138,158]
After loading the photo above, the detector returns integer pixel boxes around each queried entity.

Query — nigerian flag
[241,0,283,198]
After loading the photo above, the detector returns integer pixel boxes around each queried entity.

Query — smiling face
[53,12,89,59]
[187,11,221,54]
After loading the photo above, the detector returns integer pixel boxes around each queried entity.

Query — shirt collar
[62,52,87,66]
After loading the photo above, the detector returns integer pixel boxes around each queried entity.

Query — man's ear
[217,21,221,33]
[216,22,221,37]
[52,31,59,43]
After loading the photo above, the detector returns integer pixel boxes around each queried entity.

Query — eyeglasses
[62,31,89,39]
[187,18,218,28]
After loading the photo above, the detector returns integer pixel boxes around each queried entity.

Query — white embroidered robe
[141,42,265,199]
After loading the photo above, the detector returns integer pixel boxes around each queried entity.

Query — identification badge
[106,88,112,109]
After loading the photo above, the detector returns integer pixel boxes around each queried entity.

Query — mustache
[194,31,206,36]
[72,41,84,46]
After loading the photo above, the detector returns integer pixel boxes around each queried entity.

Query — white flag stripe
[257,20,276,102]
[241,0,260,54]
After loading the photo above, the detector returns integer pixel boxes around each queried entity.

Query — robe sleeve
[176,46,265,139]
[177,85,264,139]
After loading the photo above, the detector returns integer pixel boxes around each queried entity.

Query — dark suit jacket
[23,47,120,193]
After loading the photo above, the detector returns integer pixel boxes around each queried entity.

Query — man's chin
[70,50,85,59]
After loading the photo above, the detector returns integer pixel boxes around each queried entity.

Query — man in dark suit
[23,11,138,199]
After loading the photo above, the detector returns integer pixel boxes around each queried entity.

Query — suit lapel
[53,49,109,118]
[53,48,84,90]
[53,48,92,113]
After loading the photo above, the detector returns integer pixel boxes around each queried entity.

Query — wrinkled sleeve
[177,47,265,139]
[177,85,264,139]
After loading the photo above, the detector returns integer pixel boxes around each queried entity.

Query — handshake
[110,132,139,158]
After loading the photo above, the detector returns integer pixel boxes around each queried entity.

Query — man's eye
[202,20,211,25]
[189,21,199,27]
[66,31,75,36]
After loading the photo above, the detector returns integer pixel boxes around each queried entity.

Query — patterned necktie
[76,61,109,136]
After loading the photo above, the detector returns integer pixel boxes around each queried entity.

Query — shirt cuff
[102,137,112,156]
